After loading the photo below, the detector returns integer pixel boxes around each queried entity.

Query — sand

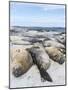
[10,60,65,88]
[10,30,66,88]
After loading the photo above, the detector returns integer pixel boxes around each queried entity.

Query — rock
[11,47,33,77]
[45,47,65,64]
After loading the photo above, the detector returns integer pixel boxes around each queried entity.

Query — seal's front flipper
[39,68,53,82]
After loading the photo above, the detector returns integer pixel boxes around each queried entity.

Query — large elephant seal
[10,47,33,77]
[45,47,65,64]
[27,45,52,82]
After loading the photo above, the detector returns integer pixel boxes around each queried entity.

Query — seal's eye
[16,49,20,52]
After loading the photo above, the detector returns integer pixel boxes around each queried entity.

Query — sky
[10,2,65,27]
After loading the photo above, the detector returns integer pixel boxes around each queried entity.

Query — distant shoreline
[10,26,65,32]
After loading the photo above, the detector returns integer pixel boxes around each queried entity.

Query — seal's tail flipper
[39,68,53,82]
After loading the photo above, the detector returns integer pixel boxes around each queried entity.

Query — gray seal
[27,45,52,82]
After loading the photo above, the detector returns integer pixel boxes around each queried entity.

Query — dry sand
[10,54,65,88]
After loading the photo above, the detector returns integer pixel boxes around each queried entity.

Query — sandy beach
[10,27,66,88]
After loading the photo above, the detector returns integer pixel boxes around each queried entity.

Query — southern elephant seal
[45,47,65,64]
[11,47,33,77]
[27,46,52,82]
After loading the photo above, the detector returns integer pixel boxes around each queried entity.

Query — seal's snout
[58,55,65,64]
[12,66,23,77]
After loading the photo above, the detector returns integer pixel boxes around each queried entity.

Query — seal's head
[58,55,65,64]
[12,63,24,77]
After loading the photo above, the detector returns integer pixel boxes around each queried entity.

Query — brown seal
[45,47,65,64]
[11,47,33,77]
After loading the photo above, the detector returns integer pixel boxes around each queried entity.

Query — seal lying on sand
[45,47,65,64]
[43,40,65,54]
[27,46,52,82]
[11,47,33,77]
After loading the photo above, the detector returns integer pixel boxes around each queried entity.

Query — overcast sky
[10,2,65,27]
